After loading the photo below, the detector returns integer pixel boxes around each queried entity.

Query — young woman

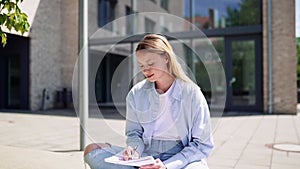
[84,34,214,169]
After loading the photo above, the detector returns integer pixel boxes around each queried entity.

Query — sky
[296,0,300,37]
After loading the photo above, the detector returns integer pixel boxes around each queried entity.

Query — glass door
[7,55,21,108]
[225,35,262,111]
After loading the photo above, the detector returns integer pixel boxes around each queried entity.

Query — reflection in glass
[93,0,191,37]
[231,40,256,106]
[94,0,261,38]
[180,38,226,107]
[185,0,261,30]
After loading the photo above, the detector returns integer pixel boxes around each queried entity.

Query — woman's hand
[139,159,166,169]
[122,146,139,161]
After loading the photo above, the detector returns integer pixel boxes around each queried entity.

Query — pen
[133,145,138,152]
[130,145,138,160]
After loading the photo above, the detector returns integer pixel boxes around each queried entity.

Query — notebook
[104,153,155,167]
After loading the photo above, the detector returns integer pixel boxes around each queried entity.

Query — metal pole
[189,0,194,72]
[131,0,136,34]
[189,0,193,30]
[131,0,137,84]
[79,0,89,150]
[267,0,273,114]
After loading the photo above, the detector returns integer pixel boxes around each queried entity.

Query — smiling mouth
[147,74,154,78]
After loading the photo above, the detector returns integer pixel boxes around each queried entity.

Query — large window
[185,0,261,29]
[98,0,117,30]
[160,0,169,11]
[182,38,225,104]
[149,0,156,4]
[92,0,263,112]
[125,6,135,35]
[145,17,156,33]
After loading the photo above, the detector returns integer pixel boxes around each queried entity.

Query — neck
[155,75,175,93]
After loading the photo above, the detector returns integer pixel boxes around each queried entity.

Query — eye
[139,65,144,68]
[148,63,154,66]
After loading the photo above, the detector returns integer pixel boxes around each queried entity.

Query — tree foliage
[226,0,260,27]
[0,0,30,46]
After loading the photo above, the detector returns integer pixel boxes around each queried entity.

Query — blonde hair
[135,34,194,84]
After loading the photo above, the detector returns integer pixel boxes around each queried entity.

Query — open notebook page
[104,152,155,167]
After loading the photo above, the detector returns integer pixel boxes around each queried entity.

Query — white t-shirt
[152,82,180,140]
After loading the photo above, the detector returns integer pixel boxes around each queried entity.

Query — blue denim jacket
[125,79,214,169]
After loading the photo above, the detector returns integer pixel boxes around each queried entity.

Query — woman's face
[136,50,169,82]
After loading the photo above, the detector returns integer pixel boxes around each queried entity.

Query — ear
[164,53,169,64]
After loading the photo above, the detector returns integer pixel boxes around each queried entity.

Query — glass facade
[94,0,261,36]
[231,40,256,106]
[91,0,262,112]
[185,0,261,29]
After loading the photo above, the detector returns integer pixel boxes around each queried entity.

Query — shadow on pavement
[1,107,297,120]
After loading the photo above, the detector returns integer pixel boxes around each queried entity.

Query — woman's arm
[163,89,214,169]
[125,91,145,156]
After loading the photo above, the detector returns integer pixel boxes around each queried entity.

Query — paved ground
[0,108,299,169]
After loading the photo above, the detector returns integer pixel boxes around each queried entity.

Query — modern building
[0,0,296,114]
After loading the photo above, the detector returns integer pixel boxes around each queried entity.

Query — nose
[142,65,150,72]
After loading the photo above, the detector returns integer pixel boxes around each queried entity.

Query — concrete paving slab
[271,150,300,166]
[1,110,300,169]
[0,145,83,169]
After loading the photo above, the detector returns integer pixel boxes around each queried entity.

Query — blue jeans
[84,140,209,169]
[84,146,136,169]
[142,139,184,161]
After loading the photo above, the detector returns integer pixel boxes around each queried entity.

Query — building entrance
[225,35,262,111]
[95,52,128,107]
[0,34,29,110]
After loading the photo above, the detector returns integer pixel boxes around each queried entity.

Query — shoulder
[130,79,149,92]
[177,79,206,102]
[127,79,151,97]
[177,79,201,94]
[126,79,153,107]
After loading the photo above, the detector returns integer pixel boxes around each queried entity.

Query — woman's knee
[84,143,111,156]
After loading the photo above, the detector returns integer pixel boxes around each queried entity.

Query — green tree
[0,0,30,46]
